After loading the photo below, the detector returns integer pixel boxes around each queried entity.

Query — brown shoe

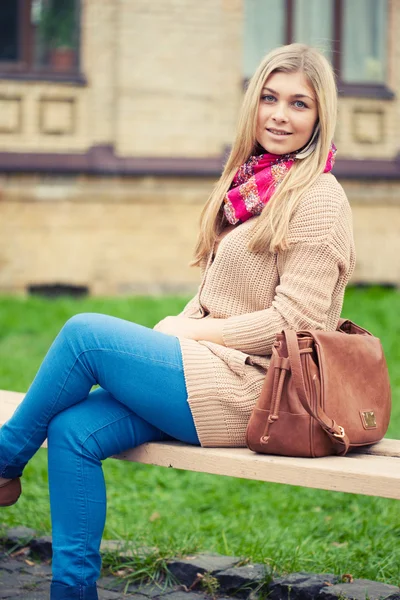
[0,478,21,507]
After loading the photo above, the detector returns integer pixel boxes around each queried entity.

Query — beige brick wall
[0,174,209,295]
[83,0,118,146]
[113,0,242,157]
[341,180,400,285]
[0,174,399,296]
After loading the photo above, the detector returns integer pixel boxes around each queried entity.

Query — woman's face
[256,70,318,155]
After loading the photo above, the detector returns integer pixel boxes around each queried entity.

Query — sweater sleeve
[221,240,345,355]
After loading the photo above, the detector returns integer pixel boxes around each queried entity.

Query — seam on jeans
[77,347,184,371]
[77,417,137,584]
[5,353,91,470]
[79,412,143,451]
[0,463,9,477]
[79,451,90,591]
[76,415,136,582]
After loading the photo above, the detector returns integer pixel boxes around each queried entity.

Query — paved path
[2,537,399,600]
[0,551,214,600]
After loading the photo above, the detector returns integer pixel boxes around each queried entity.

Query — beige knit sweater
[178,173,356,447]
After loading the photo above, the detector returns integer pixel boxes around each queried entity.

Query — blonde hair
[191,43,337,266]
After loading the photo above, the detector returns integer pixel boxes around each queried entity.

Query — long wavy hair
[191,43,337,266]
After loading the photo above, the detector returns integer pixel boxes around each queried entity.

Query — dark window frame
[0,0,32,73]
[0,0,85,85]
[285,0,394,99]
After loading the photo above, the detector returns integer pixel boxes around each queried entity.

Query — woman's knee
[57,313,115,357]
[48,407,88,452]
[47,388,156,461]
[61,313,103,340]
[48,409,109,463]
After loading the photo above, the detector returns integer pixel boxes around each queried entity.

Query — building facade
[0,0,399,295]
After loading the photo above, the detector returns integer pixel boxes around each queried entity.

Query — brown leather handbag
[246,319,391,457]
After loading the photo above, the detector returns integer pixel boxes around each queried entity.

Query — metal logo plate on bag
[361,410,377,429]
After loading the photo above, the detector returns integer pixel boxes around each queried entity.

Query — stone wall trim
[0,145,225,177]
[0,145,400,179]
[0,72,87,86]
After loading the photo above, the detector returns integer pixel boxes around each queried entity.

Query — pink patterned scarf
[223,144,337,225]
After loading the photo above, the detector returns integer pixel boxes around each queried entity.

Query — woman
[0,44,355,599]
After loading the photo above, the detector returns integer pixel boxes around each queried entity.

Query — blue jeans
[0,313,200,600]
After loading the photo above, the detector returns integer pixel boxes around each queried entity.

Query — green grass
[0,288,399,586]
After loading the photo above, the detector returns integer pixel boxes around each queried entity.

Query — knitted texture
[179,173,356,447]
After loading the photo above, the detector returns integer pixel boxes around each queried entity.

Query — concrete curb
[1,528,399,600]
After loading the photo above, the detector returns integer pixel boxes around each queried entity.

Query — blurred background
[0,0,399,296]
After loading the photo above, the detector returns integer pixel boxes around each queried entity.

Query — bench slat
[113,442,400,500]
[352,438,400,458]
[1,390,399,500]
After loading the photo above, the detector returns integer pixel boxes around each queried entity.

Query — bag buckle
[333,426,345,439]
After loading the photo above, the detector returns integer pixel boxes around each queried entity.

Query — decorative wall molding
[39,98,76,136]
[352,109,385,144]
[0,96,23,134]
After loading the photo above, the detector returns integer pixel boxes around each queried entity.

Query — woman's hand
[153,316,225,345]
[153,316,200,339]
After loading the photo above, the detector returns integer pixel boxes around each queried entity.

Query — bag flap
[310,329,391,439]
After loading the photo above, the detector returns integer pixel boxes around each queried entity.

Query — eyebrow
[262,86,315,102]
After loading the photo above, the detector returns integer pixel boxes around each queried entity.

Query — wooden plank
[113,442,400,500]
[351,438,400,458]
[1,390,399,499]
[0,389,26,422]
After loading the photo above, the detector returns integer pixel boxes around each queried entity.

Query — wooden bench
[1,389,399,500]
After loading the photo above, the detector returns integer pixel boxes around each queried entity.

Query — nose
[272,102,289,123]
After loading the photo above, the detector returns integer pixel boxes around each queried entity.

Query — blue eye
[261,94,276,102]
[293,100,307,109]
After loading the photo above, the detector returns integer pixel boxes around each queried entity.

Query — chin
[264,144,291,156]
[258,139,294,156]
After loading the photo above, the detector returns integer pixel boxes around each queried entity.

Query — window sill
[338,83,395,100]
[0,71,87,86]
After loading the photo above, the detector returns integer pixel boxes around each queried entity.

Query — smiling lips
[267,128,292,136]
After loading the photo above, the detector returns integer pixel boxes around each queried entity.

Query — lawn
[0,288,399,585]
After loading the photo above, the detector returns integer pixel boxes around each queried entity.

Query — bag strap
[284,329,350,455]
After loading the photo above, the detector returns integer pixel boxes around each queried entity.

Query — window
[294,0,333,61]
[244,0,390,96]
[0,0,81,80]
[0,1,20,63]
[342,0,387,83]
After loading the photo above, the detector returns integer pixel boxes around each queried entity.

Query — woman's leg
[48,386,190,600]
[0,312,198,479]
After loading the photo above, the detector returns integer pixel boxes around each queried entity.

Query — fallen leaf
[24,559,35,566]
[188,573,203,590]
[115,568,134,577]
[10,546,30,557]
